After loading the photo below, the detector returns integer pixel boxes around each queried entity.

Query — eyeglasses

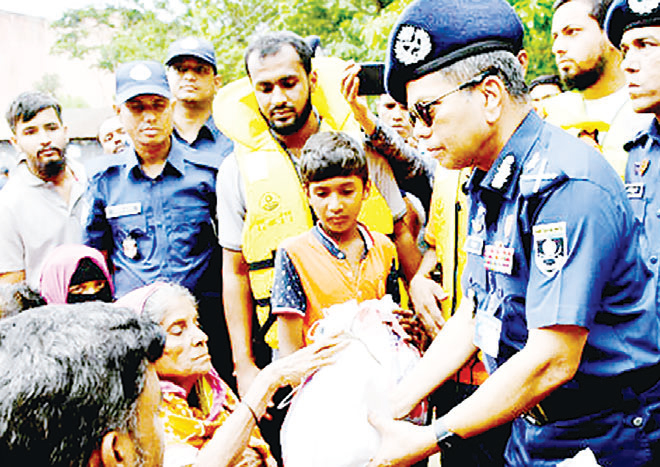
[409,70,496,127]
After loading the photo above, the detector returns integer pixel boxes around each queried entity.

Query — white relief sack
[280,296,427,467]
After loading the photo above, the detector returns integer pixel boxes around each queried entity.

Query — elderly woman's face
[154,296,212,386]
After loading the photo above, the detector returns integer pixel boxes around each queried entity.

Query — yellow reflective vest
[541,91,636,178]
[214,57,394,347]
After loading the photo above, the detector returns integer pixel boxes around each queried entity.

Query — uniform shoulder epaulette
[183,146,223,170]
[519,151,568,198]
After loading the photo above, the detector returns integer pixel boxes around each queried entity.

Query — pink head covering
[114,282,170,314]
[39,244,114,304]
[115,282,227,409]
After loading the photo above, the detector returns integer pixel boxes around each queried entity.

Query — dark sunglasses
[409,69,496,127]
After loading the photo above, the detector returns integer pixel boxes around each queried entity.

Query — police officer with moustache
[84,61,235,389]
[607,0,660,311]
[366,0,660,465]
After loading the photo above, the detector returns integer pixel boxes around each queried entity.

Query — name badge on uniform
[474,312,501,358]
[105,202,142,219]
[484,244,514,275]
[464,235,484,255]
[625,182,645,199]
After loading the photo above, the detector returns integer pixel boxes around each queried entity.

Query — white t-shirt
[0,159,87,288]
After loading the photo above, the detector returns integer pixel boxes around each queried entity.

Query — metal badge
[122,235,140,260]
[471,205,486,233]
[635,159,650,177]
[393,25,432,65]
[464,235,485,255]
[625,182,645,199]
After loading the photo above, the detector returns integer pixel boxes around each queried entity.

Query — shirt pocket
[109,214,153,261]
[169,206,215,257]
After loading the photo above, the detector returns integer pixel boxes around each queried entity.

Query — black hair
[0,303,165,466]
[5,91,62,134]
[529,74,564,91]
[244,31,314,78]
[552,0,614,28]
[300,131,369,186]
[0,282,46,319]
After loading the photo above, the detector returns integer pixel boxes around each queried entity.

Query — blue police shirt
[625,118,660,308]
[84,138,221,298]
[463,111,659,379]
[173,115,233,163]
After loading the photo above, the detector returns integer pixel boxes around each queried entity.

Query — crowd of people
[2,0,660,465]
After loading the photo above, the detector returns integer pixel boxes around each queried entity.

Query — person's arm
[271,247,307,357]
[340,62,435,186]
[195,336,348,467]
[389,295,477,419]
[392,218,422,283]
[408,248,447,337]
[222,248,260,397]
[278,315,304,357]
[0,271,25,284]
[368,325,588,466]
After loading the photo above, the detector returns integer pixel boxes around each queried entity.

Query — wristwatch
[433,417,461,451]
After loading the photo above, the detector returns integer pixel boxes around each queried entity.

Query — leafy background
[52,0,557,86]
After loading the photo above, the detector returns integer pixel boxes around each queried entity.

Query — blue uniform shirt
[173,115,233,162]
[84,138,221,298]
[625,118,660,308]
[463,111,659,379]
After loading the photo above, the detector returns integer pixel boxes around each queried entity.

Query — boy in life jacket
[272,131,401,355]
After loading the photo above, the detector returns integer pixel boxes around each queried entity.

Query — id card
[474,313,501,358]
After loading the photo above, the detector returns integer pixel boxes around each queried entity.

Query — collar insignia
[491,154,515,190]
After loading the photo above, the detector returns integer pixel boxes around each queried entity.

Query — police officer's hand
[366,413,437,466]
[409,274,448,339]
[341,61,377,136]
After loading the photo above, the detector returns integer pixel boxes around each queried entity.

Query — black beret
[606,0,660,48]
[385,0,524,105]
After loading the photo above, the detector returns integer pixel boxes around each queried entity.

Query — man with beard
[165,37,233,160]
[215,32,416,400]
[547,0,650,176]
[84,61,235,389]
[0,91,87,289]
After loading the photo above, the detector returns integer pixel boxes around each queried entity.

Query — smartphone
[357,62,385,96]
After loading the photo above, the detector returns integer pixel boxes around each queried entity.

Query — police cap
[165,37,217,73]
[605,0,660,48]
[115,60,172,105]
[385,0,524,105]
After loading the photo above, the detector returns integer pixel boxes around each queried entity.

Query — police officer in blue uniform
[365,0,660,465]
[84,60,235,389]
[165,37,234,160]
[607,0,660,310]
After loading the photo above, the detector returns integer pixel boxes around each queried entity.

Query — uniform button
[651,256,658,265]
[633,416,644,427]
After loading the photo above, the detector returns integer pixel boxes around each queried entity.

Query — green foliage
[51,0,556,84]
[509,0,558,80]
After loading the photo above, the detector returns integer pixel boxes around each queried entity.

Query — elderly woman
[116,282,343,467]
[39,244,113,304]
